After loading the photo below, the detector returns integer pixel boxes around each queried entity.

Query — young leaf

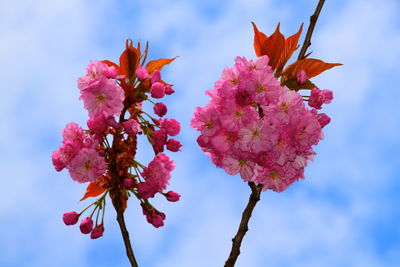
[276,24,303,73]
[81,182,105,201]
[252,22,268,57]
[282,58,342,82]
[119,39,140,81]
[264,23,285,70]
[146,57,177,74]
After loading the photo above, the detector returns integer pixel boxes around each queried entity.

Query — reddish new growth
[52,40,182,239]
[192,23,341,192]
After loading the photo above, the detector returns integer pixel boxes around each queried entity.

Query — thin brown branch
[224,182,263,267]
[116,206,139,267]
[298,0,326,60]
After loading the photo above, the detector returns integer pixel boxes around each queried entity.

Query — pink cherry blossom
[80,77,125,118]
[308,88,333,109]
[296,70,307,85]
[164,191,181,202]
[151,70,161,83]
[68,147,107,183]
[78,61,118,90]
[90,224,104,239]
[192,56,333,192]
[166,139,182,152]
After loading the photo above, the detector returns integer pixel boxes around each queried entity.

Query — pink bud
[309,88,334,109]
[90,224,104,239]
[164,86,175,95]
[124,178,135,189]
[316,113,331,128]
[122,118,141,136]
[151,70,161,83]
[151,82,165,99]
[296,69,307,85]
[165,191,181,202]
[152,129,167,153]
[52,150,65,172]
[162,119,180,136]
[166,139,182,152]
[154,102,168,117]
[137,182,158,199]
[136,66,149,80]
[79,217,93,234]
[63,211,80,226]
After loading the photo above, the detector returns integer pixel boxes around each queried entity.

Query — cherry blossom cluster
[191,56,332,192]
[52,41,181,238]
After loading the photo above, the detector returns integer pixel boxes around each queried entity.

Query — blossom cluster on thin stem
[52,39,182,238]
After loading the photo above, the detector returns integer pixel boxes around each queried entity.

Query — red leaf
[119,39,140,80]
[264,23,285,70]
[81,182,105,201]
[146,57,177,74]
[252,22,268,57]
[282,58,342,82]
[276,24,303,73]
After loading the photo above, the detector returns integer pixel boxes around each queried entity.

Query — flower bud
[90,224,104,239]
[63,211,80,226]
[164,86,175,95]
[79,217,93,234]
[151,70,161,83]
[136,66,149,80]
[162,119,180,136]
[154,102,168,117]
[165,191,181,202]
[151,82,165,99]
[52,150,65,172]
[166,139,182,152]
[296,70,307,85]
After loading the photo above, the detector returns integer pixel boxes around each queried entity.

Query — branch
[297,0,326,60]
[115,206,139,267]
[224,182,263,267]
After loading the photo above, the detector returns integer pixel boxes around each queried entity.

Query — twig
[116,206,139,267]
[298,0,326,60]
[224,182,263,267]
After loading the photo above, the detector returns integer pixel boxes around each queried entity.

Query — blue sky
[1,0,400,266]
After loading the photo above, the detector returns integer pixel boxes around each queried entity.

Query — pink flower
[152,129,167,153]
[316,112,331,128]
[166,139,182,152]
[192,56,333,192]
[78,61,118,90]
[90,224,104,239]
[151,70,161,83]
[68,147,107,183]
[161,119,180,136]
[154,102,168,117]
[150,82,165,99]
[80,77,125,118]
[135,66,149,80]
[87,112,109,135]
[123,119,141,136]
[52,150,65,171]
[62,122,85,144]
[164,191,181,202]
[296,70,307,85]
[63,211,80,226]
[308,88,333,109]
[79,217,93,234]
[139,154,175,197]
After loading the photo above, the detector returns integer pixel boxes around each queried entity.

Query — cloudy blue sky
[1,0,400,266]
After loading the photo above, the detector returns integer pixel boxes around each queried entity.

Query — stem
[297,0,326,60]
[116,206,139,267]
[224,182,263,267]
